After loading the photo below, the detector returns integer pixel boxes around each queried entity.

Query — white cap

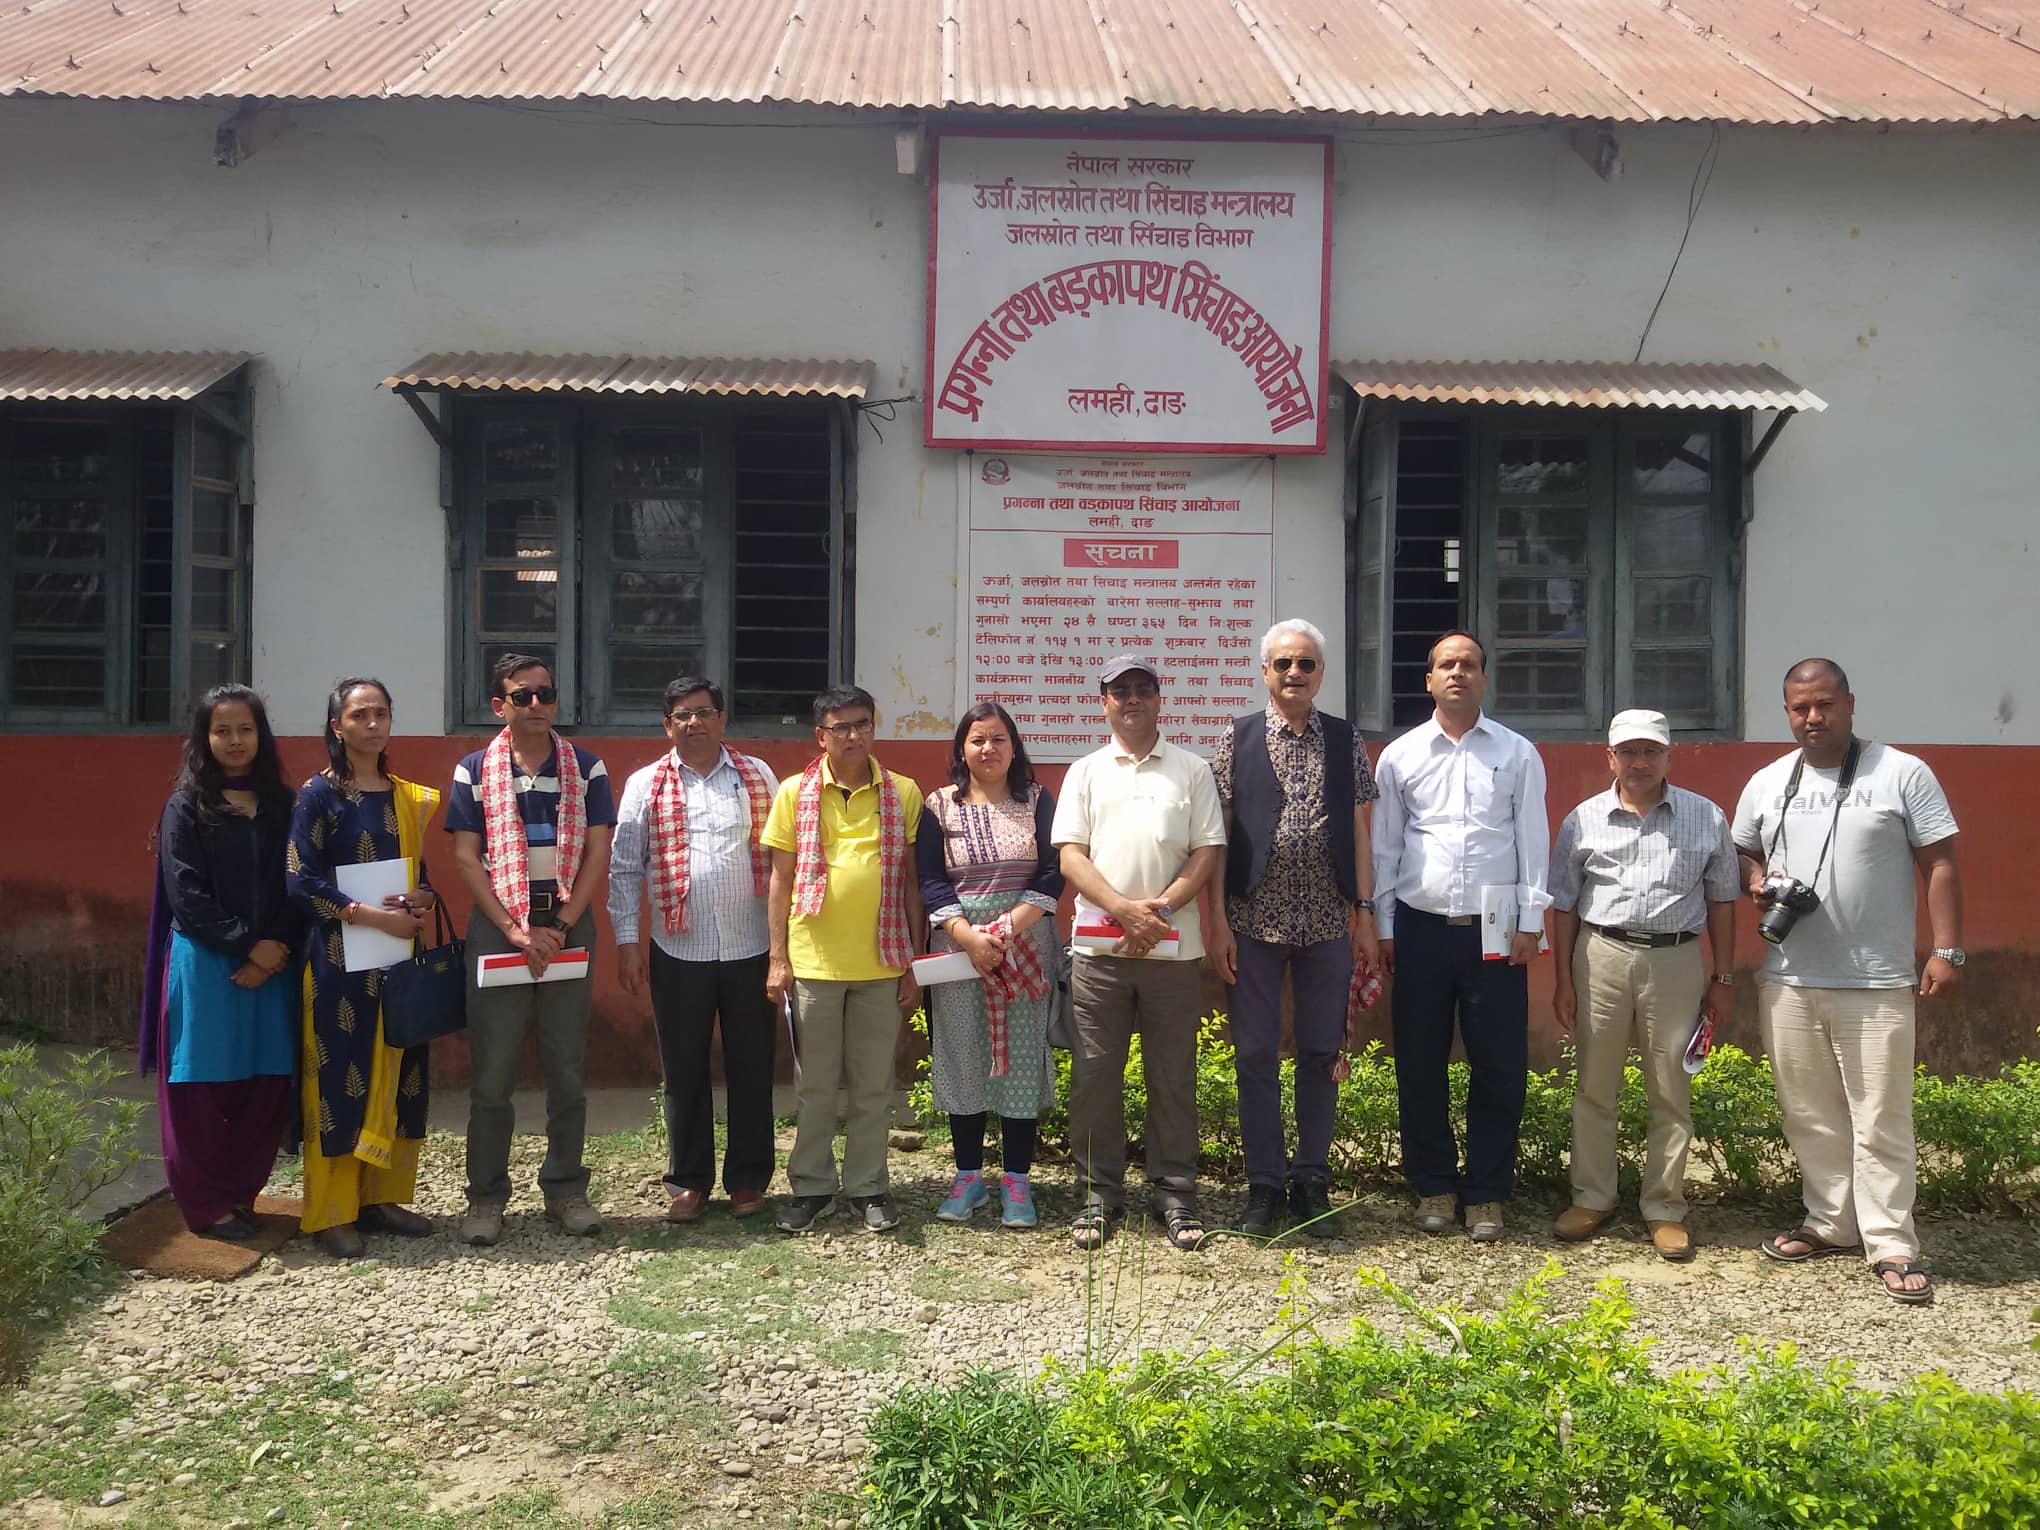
[1607,708,1671,747]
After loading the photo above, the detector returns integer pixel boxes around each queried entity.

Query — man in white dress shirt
[1372,632,1550,1241]
[609,676,781,1225]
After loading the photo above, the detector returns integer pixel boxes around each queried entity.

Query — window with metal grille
[1351,402,1740,738]
[450,397,845,730]
[0,380,253,729]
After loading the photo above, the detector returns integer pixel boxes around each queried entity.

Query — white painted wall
[1,101,2033,742]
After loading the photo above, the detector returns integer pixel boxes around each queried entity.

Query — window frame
[1348,398,1743,741]
[0,372,253,732]
[445,392,847,734]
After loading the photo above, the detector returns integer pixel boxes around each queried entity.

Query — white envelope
[911,951,980,986]
[335,858,414,972]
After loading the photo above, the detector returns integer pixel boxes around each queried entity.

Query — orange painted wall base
[3,735,2032,1082]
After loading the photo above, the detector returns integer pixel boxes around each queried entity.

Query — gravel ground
[6,1128,2037,1527]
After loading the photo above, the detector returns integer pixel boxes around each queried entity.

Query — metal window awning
[382,353,876,400]
[1331,360,1826,415]
[0,348,252,402]
[1333,359,1825,471]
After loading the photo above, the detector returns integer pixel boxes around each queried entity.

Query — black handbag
[380,903,467,1048]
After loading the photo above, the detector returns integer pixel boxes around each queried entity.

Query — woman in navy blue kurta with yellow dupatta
[286,678,439,1259]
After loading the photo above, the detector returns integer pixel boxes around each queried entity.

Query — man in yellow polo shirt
[764,685,925,1233]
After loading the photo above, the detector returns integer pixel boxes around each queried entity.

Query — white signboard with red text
[927,132,1332,454]
[958,453,1273,761]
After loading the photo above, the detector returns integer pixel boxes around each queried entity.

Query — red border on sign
[924,126,1333,457]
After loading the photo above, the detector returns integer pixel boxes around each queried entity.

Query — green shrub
[863,1263,2040,1529]
[0,1045,141,1376]
[1025,1020,2039,1210]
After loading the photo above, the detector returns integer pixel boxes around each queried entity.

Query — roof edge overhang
[1332,360,1827,414]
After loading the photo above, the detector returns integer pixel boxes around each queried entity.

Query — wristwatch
[1711,972,1735,986]
[1357,898,1377,913]
[1931,947,1967,967]
[1154,903,1173,922]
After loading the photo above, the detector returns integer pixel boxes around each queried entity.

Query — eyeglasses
[666,706,719,724]
[1106,682,1159,701]
[1269,656,1319,674]
[821,717,876,737]
[505,686,559,708]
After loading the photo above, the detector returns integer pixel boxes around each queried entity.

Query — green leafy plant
[0,1045,141,1376]
[863,1263,2040,1529]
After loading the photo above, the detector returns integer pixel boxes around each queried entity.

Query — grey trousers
[463,910,597,1207]
[786,977,902,1199]
[1067,954,1202,1216]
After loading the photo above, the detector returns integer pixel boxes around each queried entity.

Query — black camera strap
[1767,736,1864,895]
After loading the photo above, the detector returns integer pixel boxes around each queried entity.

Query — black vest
[1224,710,1359,904]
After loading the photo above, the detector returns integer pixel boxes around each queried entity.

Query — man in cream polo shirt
[1052,655,1227,1253]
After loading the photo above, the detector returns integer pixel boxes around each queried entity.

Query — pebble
[110,1376,143,1394]
[172,1473,198,1487]
[718,1460,754,1477]
[97,1489,126,1507]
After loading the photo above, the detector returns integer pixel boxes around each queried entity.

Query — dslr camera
[1757,873,1820,945]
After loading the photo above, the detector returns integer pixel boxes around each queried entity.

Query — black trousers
[647,946,777,1197]
[1390,905,1528,1204]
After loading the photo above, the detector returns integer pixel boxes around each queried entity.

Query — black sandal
[1163,1206,1207,1252]
[1071,1205,1121,1251]
[1873,1257,1935,1304]
[1759,1225,1860,1262]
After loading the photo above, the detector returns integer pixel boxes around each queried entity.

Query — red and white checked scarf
[980,913,1048,1078]
[792,755,913,971]
[647,748,774,936]
[1347,949,1385,1025]
[480,727,585,930]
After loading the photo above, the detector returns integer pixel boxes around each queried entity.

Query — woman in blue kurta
[286,677,439,1259]
[140,684,305,1237]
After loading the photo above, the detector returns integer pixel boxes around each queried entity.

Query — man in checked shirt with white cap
[1548,708,1739,1261]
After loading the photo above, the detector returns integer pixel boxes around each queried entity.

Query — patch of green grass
[908,1261,1029,1306]
[565,1336,716,1454]
[463,1290,501,1316]
[813,1328,912,1372]
[598,1488,705,1528]
[410,1382,464,1417]
[609,1239,858,1343]
[0,1357,436,1525]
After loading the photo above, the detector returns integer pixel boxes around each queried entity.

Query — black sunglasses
[505,686,559,707]
[1270,656,1318,674]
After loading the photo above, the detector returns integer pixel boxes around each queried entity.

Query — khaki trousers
[1569,931,1705,1222]
[787,977,900,1199]
[1067,955,1202,1216]
[1759,982,1918,1264]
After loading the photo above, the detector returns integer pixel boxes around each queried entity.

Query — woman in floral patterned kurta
[916,702,1065,1229]
[287,678,439,1259]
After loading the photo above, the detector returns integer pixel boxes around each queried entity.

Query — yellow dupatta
[300,775,438,1198]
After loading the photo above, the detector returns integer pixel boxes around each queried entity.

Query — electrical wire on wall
[1633,124,1721,363]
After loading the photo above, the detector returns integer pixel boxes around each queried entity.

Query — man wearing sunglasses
[1208,619,1380,1237]
[608,677,781,1225]
[1051,656,1227,1253]
[761,685,925,1234]
[448,653,616,1246]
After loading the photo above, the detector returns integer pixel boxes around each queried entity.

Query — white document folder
[334,858,414,972]
[911,951,980,986]
[474,949,591,987]
[1478,885,1546,961]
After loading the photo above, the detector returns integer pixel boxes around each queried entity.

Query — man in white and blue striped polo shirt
[447,654,616,1247]
[1548,708,1738,1262]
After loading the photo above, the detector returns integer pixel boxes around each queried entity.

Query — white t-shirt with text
[1730,741,1956,989]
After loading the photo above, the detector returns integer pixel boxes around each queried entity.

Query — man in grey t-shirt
[1730,658,1963,1304]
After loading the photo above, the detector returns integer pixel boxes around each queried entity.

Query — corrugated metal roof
[4,0,2037,121]
[383,352,876,398]
[1333,359,1829,412]
[0,348,251,402]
